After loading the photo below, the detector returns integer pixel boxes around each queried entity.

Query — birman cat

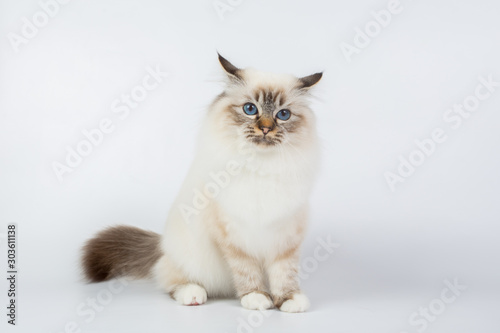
[82,54,322,312]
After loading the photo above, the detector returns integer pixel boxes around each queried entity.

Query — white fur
[241,292,274,310]
[280,293,310,313]
[154,68,320,301]
[173,283,207,305]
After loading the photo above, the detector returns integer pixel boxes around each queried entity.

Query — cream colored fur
[152,58,321,312]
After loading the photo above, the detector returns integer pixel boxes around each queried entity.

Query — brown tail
[81,225,162,282]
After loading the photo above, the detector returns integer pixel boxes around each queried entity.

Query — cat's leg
[222,244,273,310]
[267,249,310,313]
[154,254,207,306]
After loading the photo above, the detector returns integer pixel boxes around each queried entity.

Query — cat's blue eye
[276,109,291,121]
[243,103,258,115]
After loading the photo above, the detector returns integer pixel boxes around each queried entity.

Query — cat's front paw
[173,283,207,306]
[241,291,273,310]
[278,293,310,313]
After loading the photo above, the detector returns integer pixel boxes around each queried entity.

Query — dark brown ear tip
[217,52,226,64]
[299,72,323,89]
[311,72,323,83]
[217,53,241,78]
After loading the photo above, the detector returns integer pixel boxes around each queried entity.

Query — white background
[1,0,499,332]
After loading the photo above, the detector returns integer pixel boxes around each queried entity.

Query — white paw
[279,293,310,313]
[173,284,207,306]
[241,292,273,310]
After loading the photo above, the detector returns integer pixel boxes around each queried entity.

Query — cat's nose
[257,117,275,135]
[260,126,271,135]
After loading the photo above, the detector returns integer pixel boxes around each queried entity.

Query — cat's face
[211,55,322,151]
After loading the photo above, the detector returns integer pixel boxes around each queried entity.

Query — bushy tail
[81,225,162,282]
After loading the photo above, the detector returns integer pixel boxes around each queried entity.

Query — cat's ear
[218,53,242,81]
[298,72,323,89]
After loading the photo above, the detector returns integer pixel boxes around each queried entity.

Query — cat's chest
[215,166,309,225]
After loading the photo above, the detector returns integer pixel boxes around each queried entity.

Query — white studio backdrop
[0,0,499,332]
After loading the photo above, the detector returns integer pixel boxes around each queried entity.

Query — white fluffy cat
[82,54,322,313]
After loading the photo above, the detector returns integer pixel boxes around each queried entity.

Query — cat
[81,54,322,313]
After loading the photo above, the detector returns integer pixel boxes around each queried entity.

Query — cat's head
[210,54,322,151]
